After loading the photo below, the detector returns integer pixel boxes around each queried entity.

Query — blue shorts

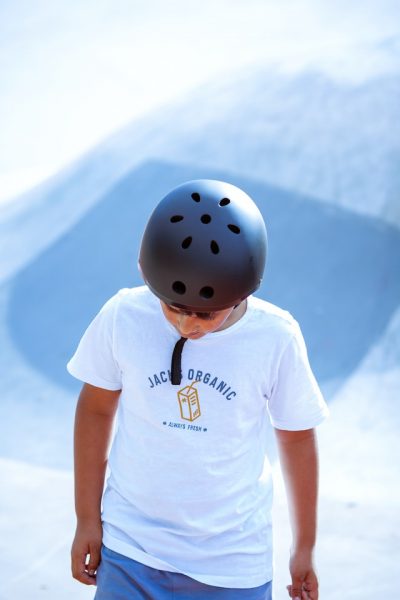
[94,545,272,599]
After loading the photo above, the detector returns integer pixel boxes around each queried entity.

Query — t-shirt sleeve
[66,293,123,391]
[267,321,329,430]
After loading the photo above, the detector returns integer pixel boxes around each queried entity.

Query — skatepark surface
[1,4,399,598]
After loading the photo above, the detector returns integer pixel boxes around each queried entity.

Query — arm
[71,383,120,585]
[274,427,319,600]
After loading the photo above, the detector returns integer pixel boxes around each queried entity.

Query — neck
[216,299,247,332]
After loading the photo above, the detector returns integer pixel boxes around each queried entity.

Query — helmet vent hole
[181,236,192,249]
[172,281,186,295]
[191,192,201,202]
[201,214,211,224]
[219,197,230,206]
[228,224,240,234]
[170,215,184,223]
[210,241,219,254]
[200,286,214,299]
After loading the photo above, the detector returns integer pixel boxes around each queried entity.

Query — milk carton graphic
[178,381,201,422]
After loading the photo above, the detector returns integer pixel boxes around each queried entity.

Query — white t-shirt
[67,286,329,588]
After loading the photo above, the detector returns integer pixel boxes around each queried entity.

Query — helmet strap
[171,336,188,385]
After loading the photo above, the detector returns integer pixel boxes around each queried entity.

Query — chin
[185,331,204,339]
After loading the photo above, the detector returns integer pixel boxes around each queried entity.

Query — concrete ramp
[6,160,400,394]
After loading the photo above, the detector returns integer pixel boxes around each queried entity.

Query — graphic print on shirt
[177,381,201,422]
[147,368,238,432]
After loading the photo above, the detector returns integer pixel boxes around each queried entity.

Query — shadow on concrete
[7,160,400,393]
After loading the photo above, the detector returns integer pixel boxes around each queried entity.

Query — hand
[71,518,103,585]
[286,547,318,599]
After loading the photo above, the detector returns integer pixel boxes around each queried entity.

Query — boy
[68,180,329,599]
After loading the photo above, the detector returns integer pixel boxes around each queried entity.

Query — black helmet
[138,179,267,311]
